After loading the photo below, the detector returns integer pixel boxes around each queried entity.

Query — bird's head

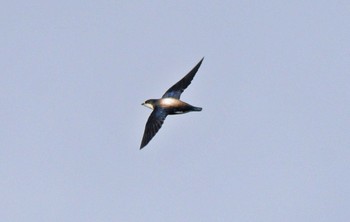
[142,99,157,110]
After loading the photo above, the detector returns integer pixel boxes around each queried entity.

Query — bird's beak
[141,103,145,106]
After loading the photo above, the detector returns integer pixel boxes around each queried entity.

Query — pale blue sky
[1,1,349,221]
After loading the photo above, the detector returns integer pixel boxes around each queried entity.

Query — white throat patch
[143,103,154,110]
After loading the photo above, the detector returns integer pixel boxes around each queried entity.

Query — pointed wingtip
[194,57,204,69]
[140,140,148,149]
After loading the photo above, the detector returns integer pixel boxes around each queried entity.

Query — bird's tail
[192,106,202,111]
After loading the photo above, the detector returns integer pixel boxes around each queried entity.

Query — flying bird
[140,58,204,149]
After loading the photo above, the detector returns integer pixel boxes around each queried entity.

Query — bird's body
[144,98,202,114]
[140,58,204,149]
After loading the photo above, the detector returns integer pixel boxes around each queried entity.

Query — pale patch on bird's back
[160,98,185,108]
[161,98,177,105]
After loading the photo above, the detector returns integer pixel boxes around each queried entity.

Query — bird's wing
[140,107,168,149]
[162,58,204,99]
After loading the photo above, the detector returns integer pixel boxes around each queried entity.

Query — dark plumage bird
[140,58,204,149]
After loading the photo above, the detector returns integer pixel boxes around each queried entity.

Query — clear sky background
[1,1,349,221]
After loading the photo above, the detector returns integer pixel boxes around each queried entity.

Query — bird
[140,58,204,149]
